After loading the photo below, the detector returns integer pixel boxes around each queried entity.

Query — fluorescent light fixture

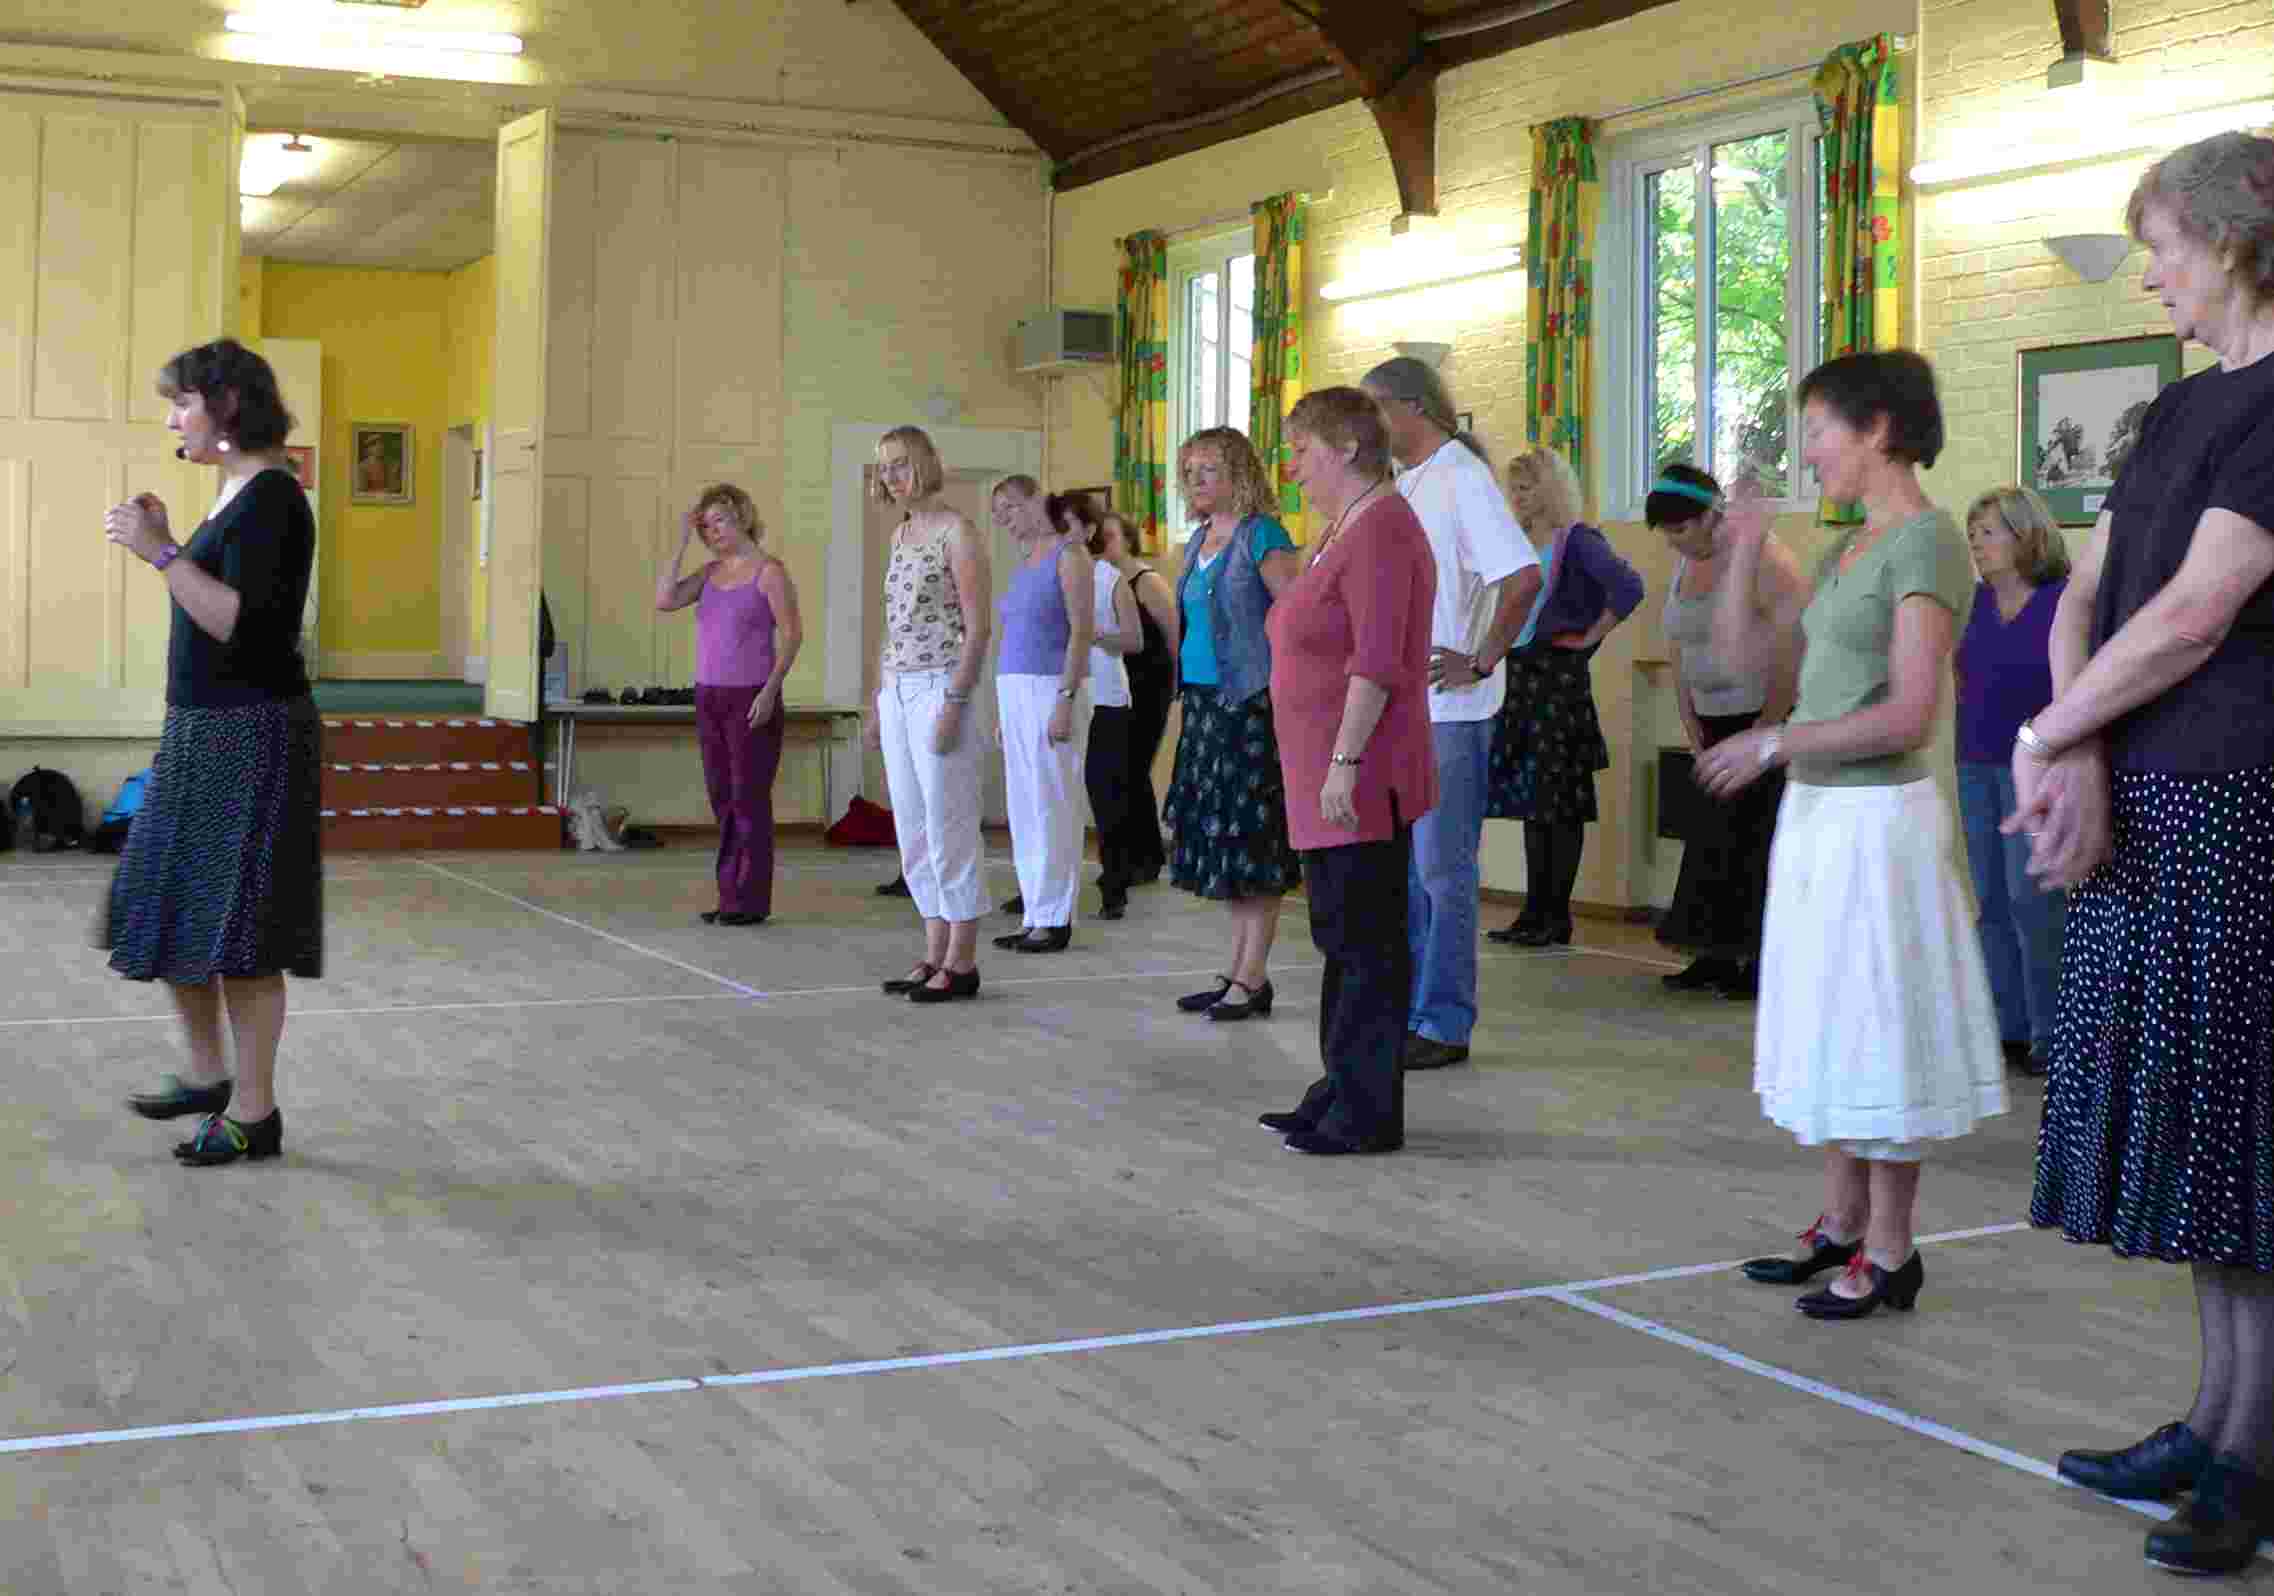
[1321,247,1522,304]
[1912,97,2274,186]
[225,9,523,55]
[239,133,312,197]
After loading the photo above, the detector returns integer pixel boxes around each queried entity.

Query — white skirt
[1755,778,2007,1156]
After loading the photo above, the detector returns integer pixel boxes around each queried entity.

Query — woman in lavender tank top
[656,482,803,926]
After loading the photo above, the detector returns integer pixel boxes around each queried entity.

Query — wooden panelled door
[485,108,554,722]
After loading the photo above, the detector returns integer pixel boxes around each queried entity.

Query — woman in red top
[1259,387,1439,1155]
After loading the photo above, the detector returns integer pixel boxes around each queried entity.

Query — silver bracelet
[2015,720,2056,760]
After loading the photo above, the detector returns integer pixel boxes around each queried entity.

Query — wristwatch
[151,543,181,572]
[2015,720,2056,760]
[1757,728,1784,771]
[1330,752,1362,767]
[1056,686,1077,701]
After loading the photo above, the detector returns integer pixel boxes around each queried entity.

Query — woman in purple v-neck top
[1952,485,2069,1076]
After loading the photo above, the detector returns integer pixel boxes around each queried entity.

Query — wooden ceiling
[883,0,1683,193]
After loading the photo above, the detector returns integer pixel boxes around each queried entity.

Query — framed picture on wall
[349,422,415,506]
[2018,334,2182,525]
[283,445,315,492]
[471,447,484,500]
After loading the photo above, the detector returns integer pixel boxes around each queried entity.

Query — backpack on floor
[8,766,85,853]
[87,768,151,855]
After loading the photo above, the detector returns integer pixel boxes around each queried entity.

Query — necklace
[1310,479,1387,567]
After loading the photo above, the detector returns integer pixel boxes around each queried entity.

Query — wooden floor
[0,843,2214,1593]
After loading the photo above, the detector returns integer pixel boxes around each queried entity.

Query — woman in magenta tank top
[656,483,804,925]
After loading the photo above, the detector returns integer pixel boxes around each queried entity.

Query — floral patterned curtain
[1814,35,1905,524]
[1114,231,1170,552]
[1526,118,1600,483]
[1250,193,1308,528]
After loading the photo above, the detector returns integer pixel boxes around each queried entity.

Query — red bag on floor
[824,794,897,848]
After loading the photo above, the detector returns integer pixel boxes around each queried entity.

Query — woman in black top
[1100,510,1178,886]
[2017,133,2274,1574]
[100,338,320,1168]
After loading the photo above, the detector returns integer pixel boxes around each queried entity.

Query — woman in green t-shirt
[1695,350,2007,1322]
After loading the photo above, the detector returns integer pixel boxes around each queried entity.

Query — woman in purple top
[656,482,804,926]
[1484,446,1646,945]
[1953,485,2069,1077]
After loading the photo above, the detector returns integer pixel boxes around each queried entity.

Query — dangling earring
[216,437,233,454]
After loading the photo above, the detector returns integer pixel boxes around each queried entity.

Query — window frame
[1600,99,1826,520]
[1165,227,1257,532]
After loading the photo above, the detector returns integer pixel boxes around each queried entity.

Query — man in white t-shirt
[1363,358,1542,1071]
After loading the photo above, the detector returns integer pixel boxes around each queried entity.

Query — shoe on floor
[875,875,910,897]
[128,1073,233,1121]
[1402,1035,1471,1071]
[1000,894,1024,916]
[1283,1127,1402,1155]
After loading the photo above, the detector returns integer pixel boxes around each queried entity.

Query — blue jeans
[1407,718,1492,1044]
[1955,760,2067,1050]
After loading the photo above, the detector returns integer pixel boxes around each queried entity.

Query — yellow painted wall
[236,252,263,339]
[444,252,497,659]
[259,261,456,672]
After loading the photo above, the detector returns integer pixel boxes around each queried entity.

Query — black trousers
[1085,704,1134,892]
[1288,819,1413,1145]
[1118,669,1172,877]
[1521,819,1587,928]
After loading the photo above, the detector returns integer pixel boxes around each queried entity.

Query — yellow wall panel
[591,142,674,445]
[28,451,118,684]
[34,117,131,423]
[130,122,204,427]
[0,455,23,687]
[0,111,37,421]
[677,147,785,450]
[544,140,599,443]
[583,472,664,693]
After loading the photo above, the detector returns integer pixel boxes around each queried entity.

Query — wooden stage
[0,842,2203,1593]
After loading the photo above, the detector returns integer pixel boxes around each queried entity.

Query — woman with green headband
[1649,463,1805,998]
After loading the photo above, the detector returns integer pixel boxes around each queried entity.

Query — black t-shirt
[167,468,316,708]
[2094,354,2274,772]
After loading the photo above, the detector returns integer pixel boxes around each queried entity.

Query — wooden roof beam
[1294,0,1440,222]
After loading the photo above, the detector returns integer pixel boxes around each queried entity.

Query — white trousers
[878,670,987,923]
[996,673,1091,929]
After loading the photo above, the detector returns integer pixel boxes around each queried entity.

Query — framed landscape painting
[2018,334,2182,525]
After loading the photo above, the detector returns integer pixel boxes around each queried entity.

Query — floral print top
[882,512,965,673]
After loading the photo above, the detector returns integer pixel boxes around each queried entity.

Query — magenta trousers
[695,685,784,916]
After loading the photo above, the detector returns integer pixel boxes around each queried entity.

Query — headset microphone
[174,446,187,459]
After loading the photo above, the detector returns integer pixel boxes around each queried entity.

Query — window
[1168,231,1255,527]
[1606,104,1825,512]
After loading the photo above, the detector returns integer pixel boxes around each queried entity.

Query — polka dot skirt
[2032,765,2274,1268]
[100,697,324,983]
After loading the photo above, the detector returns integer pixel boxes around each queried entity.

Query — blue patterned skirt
[2031,766,2274,1267]
[1163,686,1302,901]
[101,697,324,982]
[1485,645,1609,823]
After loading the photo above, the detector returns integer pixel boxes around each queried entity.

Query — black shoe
[908,967,980,1004]
[1741,1215,1864,1284]
[1099,893,1128,921]
[700,910,720,924]
[1717,963,1760,1000]
[173,1109,283,1166]
[1484,917,1538,945]
[1000,894,1024,916]
[1012,926,1071,953]
[128,1073,233,1121]
[1796,1251,1923,1319]
[991,930,1031,950]
[2144,1454,2274,1575]
[1508,918,1572,947]
[1284,1127,1402,1155]
[1178,977,1233,1013]
[1258,1110,1316,1134]
[881,962,936,995]
[716,911,767,926]
[1662,956,1732,991]
[2004,1040,2050,1077]
[1208,979,1273,1021]
[2058,1421,2210,1500]
[1403,1035,1471,1071]
[876,875,910,898]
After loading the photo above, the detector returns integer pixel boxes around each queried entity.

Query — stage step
[318,715,556,852]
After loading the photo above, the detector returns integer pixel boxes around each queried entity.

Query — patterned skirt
[101,697,324,982]
[1657,712,1783,958]
[1485,645,1609,823]
[2032,766,2274,1268]
[1163,685,1302,901]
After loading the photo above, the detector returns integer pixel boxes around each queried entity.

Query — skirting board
[324,652,458,681]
